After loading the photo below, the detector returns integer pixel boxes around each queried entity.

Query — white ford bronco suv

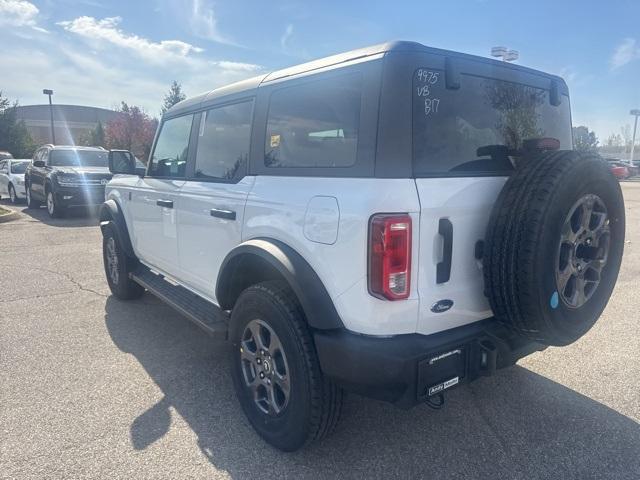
[100,41,625,451]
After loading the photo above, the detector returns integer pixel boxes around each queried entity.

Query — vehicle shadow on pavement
[18,204,100,227]
[104,296,640,480]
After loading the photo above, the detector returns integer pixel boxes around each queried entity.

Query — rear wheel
[484,151,625,346]
[229,281,343,451]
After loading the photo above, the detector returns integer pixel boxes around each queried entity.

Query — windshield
[413,70,572,176]
[10,161,28,174]
[49,150,109,168]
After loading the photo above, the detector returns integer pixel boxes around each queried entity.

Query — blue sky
[1,0,639,140]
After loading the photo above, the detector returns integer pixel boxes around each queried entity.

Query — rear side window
[10,161,28,174]
[412,69,572,176]
[149,114,194,178]
[264,73,362,168]
[194,101,253,180]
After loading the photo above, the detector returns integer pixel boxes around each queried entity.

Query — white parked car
[0,158,29,203]
[99,41,625,451]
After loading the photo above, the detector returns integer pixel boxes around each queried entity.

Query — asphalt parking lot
[1,184,639,480]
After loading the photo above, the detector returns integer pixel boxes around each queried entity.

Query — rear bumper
[54,185,105,207]
[314,319,545,409]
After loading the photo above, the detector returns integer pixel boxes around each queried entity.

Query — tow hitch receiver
[416,332,511,404]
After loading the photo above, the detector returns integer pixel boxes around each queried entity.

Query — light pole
[630,109,640,165]
[491,46,519,62]
[42,89,56,144]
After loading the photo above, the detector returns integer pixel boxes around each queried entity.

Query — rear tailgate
[408,56,571,335]
[414,177,505,335]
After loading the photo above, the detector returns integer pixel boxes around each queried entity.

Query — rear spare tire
[484,150,625,346]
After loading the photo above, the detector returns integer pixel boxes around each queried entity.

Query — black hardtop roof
[166,41,565,117]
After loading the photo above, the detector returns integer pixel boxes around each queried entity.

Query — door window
[149,114,194,178]
[264,73,362,168]
[194,101,253,180]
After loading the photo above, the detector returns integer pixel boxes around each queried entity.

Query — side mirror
[33,160,45,168]
[108,150,136,175]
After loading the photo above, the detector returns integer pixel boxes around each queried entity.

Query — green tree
[78,121,106,147]
[160,81,187,115]
[572,126,598,152]
[0,92,36,158]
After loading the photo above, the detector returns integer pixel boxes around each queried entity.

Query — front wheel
[102,224,145,300]
[229,281,343,451]
[8,184,18,204]
[46,190,65,218]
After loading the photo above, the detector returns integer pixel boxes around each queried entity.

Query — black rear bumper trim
[314,319,544,409]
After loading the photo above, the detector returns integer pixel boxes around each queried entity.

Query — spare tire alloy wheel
[484,151,625,346]
[240,319,290,415]
[556,194,610,309]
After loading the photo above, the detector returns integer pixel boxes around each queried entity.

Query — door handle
[210,208,236,220]
[436,218,453,284]
[156,199,173,208]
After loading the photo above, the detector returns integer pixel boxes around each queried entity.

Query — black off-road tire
[484,150,625,346]
[102,224,145,300]
[229,280,343,452]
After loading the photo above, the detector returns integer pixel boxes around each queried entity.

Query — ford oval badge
[431,299,453,313]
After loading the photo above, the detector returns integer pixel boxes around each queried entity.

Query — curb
[0,208,20,224]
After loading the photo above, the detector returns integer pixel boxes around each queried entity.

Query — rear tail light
[368,214,412,300]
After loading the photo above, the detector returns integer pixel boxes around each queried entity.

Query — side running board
[130,266,229,339]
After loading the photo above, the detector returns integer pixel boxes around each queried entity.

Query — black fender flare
[99,199,135,258]
[216,238,344,330]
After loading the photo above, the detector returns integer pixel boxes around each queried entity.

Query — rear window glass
[265,73,362,168]
[412,69,572,176]
[11,161,28,174]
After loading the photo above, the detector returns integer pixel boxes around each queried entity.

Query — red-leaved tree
[105,102,158,163]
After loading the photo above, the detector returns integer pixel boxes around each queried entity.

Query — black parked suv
[25,145,112,217]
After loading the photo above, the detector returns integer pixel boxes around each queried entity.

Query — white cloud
[214,60,261,72]
[610,38,640,69]
[0,0,39,27]
[189,0,231,44]
[1,17,262,117]
[57,16,203,63]
[280,24,293,49]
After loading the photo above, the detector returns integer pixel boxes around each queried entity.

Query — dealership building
[14,104,119,146]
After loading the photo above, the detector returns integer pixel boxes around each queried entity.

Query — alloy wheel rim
[26,187,30,204]
[47,193,54,214]
[106,237,119,285]
[555,194,610,309]
[10,186,15,202]
[240,319,290,416]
